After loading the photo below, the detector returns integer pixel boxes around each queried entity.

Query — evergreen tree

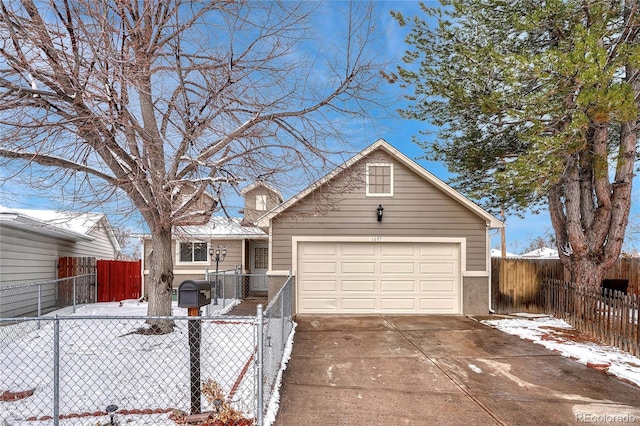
[390,0,639,288]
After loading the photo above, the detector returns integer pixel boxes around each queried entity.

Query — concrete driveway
[274,315,640,425]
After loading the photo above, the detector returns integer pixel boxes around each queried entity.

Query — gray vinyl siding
[0,221,116,288]
[0,226,74,287]
[271,149,488,272]
[77,219,118,259]
[0,220,117,317]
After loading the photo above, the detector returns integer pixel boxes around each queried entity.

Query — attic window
[366,163,393,196]
[256,194,267,211]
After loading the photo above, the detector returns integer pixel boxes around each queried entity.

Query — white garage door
[296,241,461,314]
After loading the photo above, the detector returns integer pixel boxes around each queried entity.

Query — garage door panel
[420,279,456,292]
[301,298,338,310]
[341,243,375,256]
[381,280,415,292]
[420,244,457,257]
[302,243,337,256]
[420,261,455,275]
[302,280,337,292]
[381,262,415,274]
[297,241,461,314]
[302,262,336,274]
[342,280,376,292]
[381,244,415,256]
[420,297,457,311]
[342,262,376,274]
[381,298,416,311]
[342,298,376,310]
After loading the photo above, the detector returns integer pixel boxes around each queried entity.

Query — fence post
[220,273,225,309]
[37,284,42,330]
[281,280,285,345]
[256,304,264,426]
[72,277,77,314]
[53,316,60,426]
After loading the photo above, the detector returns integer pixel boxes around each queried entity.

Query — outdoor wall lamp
[377,204,384,222]
[209,246,227,305]
[209,246,227,261]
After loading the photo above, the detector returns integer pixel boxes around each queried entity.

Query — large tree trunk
[569,259,605,289]
[147,225,174,332]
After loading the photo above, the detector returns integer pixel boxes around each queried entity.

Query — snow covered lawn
[0,299,287,425]
[481,314,640,387]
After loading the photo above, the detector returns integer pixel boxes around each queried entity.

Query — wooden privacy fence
[492,257,640,313]
[543,279,640,357]
[96,259,141,302]
[57,257,97,304]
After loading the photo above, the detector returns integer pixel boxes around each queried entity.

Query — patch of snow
[0,207,103,235]
[512,313,552,319]
[482,316,640,387]
[490,248,518,258]
[520,247,559,258]
[468,364,483,374]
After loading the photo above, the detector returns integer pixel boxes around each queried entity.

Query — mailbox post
[178,280,211,415]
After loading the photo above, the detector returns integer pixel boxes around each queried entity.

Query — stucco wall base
[463,276,490,315]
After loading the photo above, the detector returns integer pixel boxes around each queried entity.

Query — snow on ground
[482,314,640,387]
[0,299,279,425]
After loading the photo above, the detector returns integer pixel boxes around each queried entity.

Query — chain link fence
[0,276,295,426]
[0,274,96,319]
[205,270,270,304]
[260,276,294,426]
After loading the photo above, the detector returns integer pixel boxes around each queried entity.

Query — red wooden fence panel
[96,260,142,302]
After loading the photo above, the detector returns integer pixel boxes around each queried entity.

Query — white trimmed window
[256,194,267,211]
[254,246,269,269]
[178,241,208,263]
[366,163,393,196]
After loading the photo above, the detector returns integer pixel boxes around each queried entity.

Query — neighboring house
[0,206,121,316]
[139,182,283,294]
[142,139,503,315]
[520,247,559,259]
[490,249,518,258]
[258,139,503,315]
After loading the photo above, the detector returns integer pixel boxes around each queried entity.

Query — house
[490,248,518,258]
[139,181,283,295]
[0,206,121,316]
[520,247,559,259]
[258,139,503,315]
[142,139,503,315]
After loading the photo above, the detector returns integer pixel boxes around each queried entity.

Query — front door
[249,244,269,292]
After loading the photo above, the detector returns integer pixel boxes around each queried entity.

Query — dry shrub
[202,379,249,424]
[170,379,252,425]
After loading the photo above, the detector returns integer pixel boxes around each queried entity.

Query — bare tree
[0,0,385,328]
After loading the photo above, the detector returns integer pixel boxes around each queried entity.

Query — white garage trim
[293,236,467,314]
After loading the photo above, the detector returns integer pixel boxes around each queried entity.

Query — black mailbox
[178,280,211,308]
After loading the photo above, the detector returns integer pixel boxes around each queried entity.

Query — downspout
[488,228,500,314]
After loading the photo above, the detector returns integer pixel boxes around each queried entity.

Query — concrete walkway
[274,315,640,425]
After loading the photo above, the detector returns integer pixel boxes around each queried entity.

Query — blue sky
[1,1,638,254]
